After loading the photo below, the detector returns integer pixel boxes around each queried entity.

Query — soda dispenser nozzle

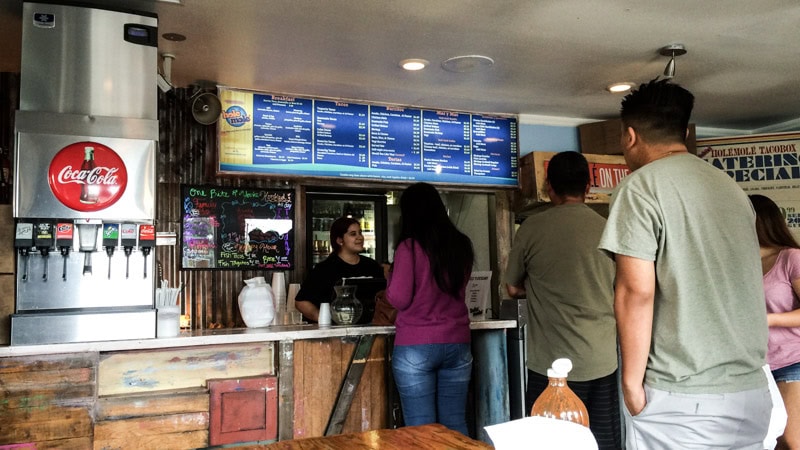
[14,222,34,282]
[138,224,156,279]
[33,222,55,282]
[56,222,74,281]
[102,223,119,280]
[120,223,137,279]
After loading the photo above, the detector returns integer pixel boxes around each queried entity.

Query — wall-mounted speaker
[191,92,221,125]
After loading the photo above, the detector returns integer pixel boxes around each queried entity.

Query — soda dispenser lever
[120,223,137,279]
[56,222,74,281]
[33,222,54,282]
[102,223,120,280]
[138,224,156,279]
[14,222,34,282]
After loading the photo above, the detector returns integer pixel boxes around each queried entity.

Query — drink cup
[157,305,180,338]
[318,303,332,326]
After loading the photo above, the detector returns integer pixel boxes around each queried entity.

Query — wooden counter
[0,320,514,449]
[258,423,493,449]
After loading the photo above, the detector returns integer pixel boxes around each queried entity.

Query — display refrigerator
[306,192,388,267]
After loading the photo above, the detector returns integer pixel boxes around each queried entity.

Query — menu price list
[315,100,369,167]
[219,88,519,186]
[252,94,313,165]
[370,105,422,172]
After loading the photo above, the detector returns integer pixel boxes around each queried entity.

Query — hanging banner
[698,132,800,237]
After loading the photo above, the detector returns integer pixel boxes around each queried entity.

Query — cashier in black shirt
[295,217,385,323]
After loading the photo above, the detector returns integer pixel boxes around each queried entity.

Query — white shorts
[623,384,772,450]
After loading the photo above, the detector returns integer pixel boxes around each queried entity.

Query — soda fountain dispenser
[10,2,159,345]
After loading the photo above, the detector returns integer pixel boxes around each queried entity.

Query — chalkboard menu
[181,185,294,270]
[217,87,519,187]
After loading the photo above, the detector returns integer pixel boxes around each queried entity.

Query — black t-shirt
[296,253,384,315]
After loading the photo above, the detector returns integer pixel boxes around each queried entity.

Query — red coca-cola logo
[48,141,128,212]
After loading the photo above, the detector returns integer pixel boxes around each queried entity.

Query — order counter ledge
[0,319,516,357]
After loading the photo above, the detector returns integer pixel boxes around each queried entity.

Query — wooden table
[254,424,494,449]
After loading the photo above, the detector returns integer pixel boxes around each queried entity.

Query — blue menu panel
[471,115,519,180]
[369,106,422,172]
[314,100,369,166]
[218,87,519,187]
[421,110,472,175]
[252,94,313,164]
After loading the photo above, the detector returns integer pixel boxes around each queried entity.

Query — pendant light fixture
[659,44,687,79]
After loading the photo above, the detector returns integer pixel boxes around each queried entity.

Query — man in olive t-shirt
[506,151,620,449]
[598,79,770,449]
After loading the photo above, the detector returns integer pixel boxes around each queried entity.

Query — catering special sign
[698,132,800,235]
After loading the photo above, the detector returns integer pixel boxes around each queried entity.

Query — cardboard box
[579,119,697,155]
[518,151,630,204]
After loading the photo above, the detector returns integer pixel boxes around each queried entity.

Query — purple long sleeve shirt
[386,239,471,346]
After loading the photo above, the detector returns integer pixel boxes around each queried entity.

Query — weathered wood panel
[96,387,209,420]
[25,437,92,450]
[0,407,92,444]
[98,343,274,396]
[292,336,387,439]
[0,353,96,447]
[93,414,208,450]
[95,387,210,449]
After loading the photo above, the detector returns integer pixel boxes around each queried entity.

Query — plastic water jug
[238,276,275,327]
[531,358,590,427]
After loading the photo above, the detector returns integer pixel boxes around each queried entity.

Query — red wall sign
[48,141,128,212]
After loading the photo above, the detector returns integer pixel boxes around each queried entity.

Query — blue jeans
[392,343,472,435]
[772,361,800,383]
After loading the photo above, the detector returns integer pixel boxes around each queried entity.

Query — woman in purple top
[752,194,800,449]
[386,182,474,435]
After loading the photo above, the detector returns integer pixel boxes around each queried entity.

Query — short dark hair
[750,194,800,249]
[547,151,590,197]
[620,78,695,145]
[329,216,359,254]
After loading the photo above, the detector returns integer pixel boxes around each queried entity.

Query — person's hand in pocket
[623,383,647,416]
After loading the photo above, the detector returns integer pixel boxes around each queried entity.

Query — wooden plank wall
[92,342,274,450]
[292,336,388,438]
[155,88,304,331]
[0,353,95,449]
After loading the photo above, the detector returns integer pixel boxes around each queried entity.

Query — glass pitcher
[331,284,362,325]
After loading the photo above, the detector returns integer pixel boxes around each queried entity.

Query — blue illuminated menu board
[472,115,519,179]
[314,100,369,166]
[422,110,471,176]
[370,106,422,173]
[218,87,519,187]
[252,94,313,165]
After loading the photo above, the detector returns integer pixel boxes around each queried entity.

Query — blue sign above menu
[218,87,518,187]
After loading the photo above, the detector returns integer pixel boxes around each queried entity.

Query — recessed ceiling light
[607,82,635,93]
[400,59,428,71]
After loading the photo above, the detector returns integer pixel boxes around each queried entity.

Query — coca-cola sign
[48,141,128,212]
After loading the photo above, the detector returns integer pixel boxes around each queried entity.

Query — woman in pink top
[752,194,800,450]
[386,182,474,435]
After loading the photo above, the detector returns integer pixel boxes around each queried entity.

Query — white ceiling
[2,0,800,136]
